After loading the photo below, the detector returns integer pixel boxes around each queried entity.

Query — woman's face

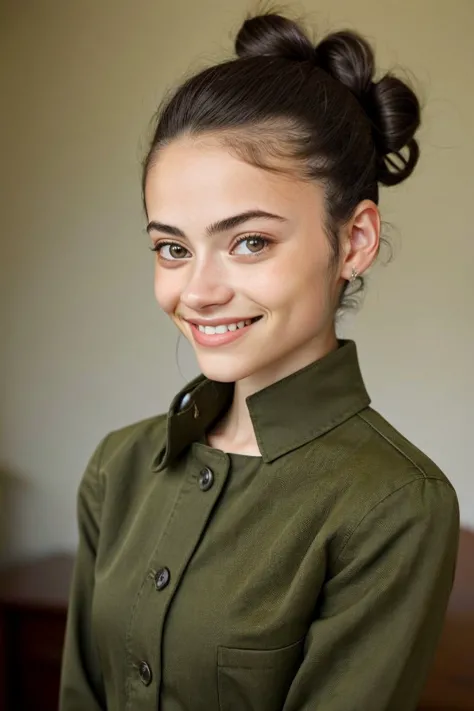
[144,137,346,386]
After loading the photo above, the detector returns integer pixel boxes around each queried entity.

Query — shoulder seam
[336,477,455,566]
[77,434,110,524]
[101,413,167,468]
[95,432,111,510]
[356,410,429,478]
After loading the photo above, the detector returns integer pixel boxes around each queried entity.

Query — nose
[180,258,233,311]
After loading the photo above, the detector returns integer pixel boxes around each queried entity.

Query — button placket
[127,448,230,707]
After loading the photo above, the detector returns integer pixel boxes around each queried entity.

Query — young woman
[60,12,459,711]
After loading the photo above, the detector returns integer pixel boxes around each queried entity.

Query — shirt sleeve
[282,476,460,711]
[59,437,108,711]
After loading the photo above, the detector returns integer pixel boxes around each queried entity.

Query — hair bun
[368,76,421,185]
[235,13,314,62]
[235,14,421,187]
[314,31,374,98]
[314,30,421,185]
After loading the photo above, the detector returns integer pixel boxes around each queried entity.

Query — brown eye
[233,235,269,255]
[168,244,188,258]
[152,242,191,260]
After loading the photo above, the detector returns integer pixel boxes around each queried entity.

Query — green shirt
[59,340,459,711]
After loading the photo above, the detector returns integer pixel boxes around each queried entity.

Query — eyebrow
[146,209,287,238]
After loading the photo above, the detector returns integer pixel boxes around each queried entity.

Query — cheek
[153,266,181,314]
[254,248,330,309]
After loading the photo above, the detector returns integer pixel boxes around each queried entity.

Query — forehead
[144,137,324,225]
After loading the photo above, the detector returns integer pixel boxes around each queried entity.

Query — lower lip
[189,320,259,347]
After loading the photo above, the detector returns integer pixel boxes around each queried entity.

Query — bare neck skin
[207,327,338,456]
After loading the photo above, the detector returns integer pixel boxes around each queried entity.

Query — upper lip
[182,316,260,327]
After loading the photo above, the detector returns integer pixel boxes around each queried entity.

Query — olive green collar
[152,340,370,471]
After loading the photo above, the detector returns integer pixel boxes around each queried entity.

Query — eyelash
[149,234,273,258]
[149,240,185,254]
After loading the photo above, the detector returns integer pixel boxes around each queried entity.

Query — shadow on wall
[0,466,30,565]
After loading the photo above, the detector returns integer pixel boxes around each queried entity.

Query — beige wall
[0,0,472,561]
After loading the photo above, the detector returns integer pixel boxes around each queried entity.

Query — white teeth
[196,319,257,335]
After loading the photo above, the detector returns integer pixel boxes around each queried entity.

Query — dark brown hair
[142,12,421,308]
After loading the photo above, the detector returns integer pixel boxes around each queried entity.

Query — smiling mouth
[191,316,262,335]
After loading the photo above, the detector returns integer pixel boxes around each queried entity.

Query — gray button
[177,392,191,411]
[155,567,170,591]
[199,467,214,492]
[139,661,152,686]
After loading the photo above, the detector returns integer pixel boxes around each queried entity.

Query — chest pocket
[217,638,304,711]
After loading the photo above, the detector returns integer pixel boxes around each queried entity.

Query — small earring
[350,266,358,283]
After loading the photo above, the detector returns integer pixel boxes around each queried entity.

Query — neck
[213,329,339,451]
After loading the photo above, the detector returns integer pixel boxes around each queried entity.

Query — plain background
[0,0,472,562]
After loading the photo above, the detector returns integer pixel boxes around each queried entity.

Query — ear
[340,200,380,281]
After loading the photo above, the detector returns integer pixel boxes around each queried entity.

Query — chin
[195,352,263,384]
